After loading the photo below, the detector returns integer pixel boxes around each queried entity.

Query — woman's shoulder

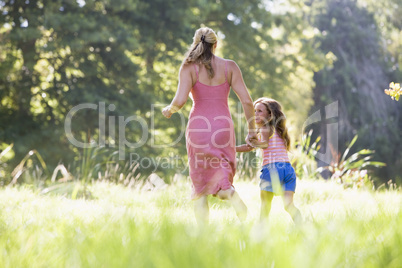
[214,56,235,65]
[219,57,237,66]
[217,58,240,76]
[179,63,198,82]
[181,62,195,69]
[179,63,196,74]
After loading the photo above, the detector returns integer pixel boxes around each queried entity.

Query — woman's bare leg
[194,196,209,226]
[282,191,302,224]
[216,187,247,221]
[260,191,274,222]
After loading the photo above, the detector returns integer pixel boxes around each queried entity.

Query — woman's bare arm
[162,64,193,118]
[228,60,257,144]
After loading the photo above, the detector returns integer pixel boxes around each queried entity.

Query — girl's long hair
[254,97,291,150]
[183,27,217,78]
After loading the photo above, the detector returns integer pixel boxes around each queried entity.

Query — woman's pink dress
[186,61,236,199]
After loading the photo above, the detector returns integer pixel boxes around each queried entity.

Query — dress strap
[193,64,199,81]
[224,60,228,82]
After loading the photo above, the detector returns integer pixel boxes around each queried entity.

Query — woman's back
[194,56,229,87]
[190,57,230,104]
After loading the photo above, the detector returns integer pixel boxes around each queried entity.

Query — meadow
[0,177,401,268]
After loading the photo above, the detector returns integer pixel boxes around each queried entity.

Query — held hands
[245,130,258,148]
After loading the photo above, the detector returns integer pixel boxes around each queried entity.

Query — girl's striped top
[259,129,290,165]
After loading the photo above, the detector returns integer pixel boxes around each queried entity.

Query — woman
[162,27,257,225]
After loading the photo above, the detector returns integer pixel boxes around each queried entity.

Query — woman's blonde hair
[183,27,217,78]
[254,97,291,150]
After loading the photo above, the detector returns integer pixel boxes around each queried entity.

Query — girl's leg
[216,187,247,221]
[260,190,274,221]
[282,191,302,224]
[194,196,209,226]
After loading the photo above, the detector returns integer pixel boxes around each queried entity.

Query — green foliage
[292,130,322,180]
[217,0,324,136]
[1,0,400,184]
[0,141,143,200]
[0,143,14,186]
[8,148,49,186]
[309,0,402,183]
[0,143,51,187]
[74,144,109,183]
[0,0,323,181]
[235,151,260,181]
[31,144,143,199]
[318,135,386,189]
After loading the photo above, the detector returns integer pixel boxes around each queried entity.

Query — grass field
[0,178,401,268]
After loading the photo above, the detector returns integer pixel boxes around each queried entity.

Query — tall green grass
[0,179,401,268]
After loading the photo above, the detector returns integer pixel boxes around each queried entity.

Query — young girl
[236,97,302,223]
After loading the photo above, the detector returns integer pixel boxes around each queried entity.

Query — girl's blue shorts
[259,162,296,195]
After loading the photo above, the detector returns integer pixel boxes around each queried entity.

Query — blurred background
[0,0,401,186]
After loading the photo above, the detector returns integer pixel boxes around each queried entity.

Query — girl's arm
[162,65,193,118]
[236,144,255,152]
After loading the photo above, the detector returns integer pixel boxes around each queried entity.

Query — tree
[0,0,323,180]
[310,0,402,183]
